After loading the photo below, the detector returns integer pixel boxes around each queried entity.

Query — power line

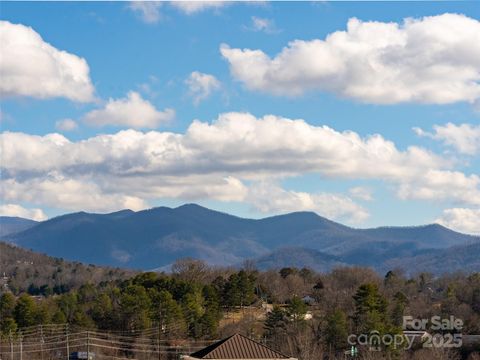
[0,325,217,360]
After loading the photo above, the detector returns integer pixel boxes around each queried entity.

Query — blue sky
[1,1,479,234]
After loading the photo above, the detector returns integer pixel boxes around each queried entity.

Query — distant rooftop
[183,333,296,360]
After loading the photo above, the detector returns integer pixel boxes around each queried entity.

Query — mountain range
[0,216,38,238]
[1,204,479,275]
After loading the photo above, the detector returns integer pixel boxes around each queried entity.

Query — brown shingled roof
[189,333,291,359]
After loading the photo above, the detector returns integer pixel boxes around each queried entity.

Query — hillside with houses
[1,253,480,359]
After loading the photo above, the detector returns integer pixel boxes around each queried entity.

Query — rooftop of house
[184,333,296,360]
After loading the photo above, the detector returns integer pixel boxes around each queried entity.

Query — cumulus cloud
[248,182,369,223]
[0,21,95,102]
[170,1,228,15]
[1,112,479,217]
[83,91,174,129]
[0,203,47,221]
[349,186,374,201]
[128,2,162,24]
[1,113,444,180]
[396,170,480,205]
[103,175,248,203]
[436,208,480,235]
[186,71,221,105]
[414,123,480,155]
[1,176,148,213]
[221,13,480,104]
[55,119,78,132]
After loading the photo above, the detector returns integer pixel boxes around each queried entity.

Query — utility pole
[86,331,90,360]
[19,334,22,360]
[65,324,70,360]
[158,324,161,360]
[9,332,12,360]
[40,325,44,360]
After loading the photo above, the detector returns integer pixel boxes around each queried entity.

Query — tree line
[1,258,480,359]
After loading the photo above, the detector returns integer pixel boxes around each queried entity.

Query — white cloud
[55,119,78,132]
[0,174,247,215]
[248,16,279,34]
[0,21,95,102]
[396,170,480,205]
[414,123,480,155]
[129,1,229,21]
[436,208,480,235]
[248,182,369,223]
[186,71,221,105]
[128,2,163,24]
[221,13,480,104]
[1,112,479,215]
[101,174,248,203]
[1,176,148,213]
[0,203,47,221]
[349,186,373,201]
[83,91,175,129]
[1,113,443,180]
[170,1,228,15]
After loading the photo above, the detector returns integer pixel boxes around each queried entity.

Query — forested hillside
[1,258,479,359]
[0,241,135,294]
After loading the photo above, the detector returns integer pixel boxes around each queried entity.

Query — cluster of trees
[0,260,257,340]
[258,267,480,359]
[1,258,480,359]
[263,281,404,358]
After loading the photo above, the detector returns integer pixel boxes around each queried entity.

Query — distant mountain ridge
[2,204,479,274]
[0,216,38,237]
